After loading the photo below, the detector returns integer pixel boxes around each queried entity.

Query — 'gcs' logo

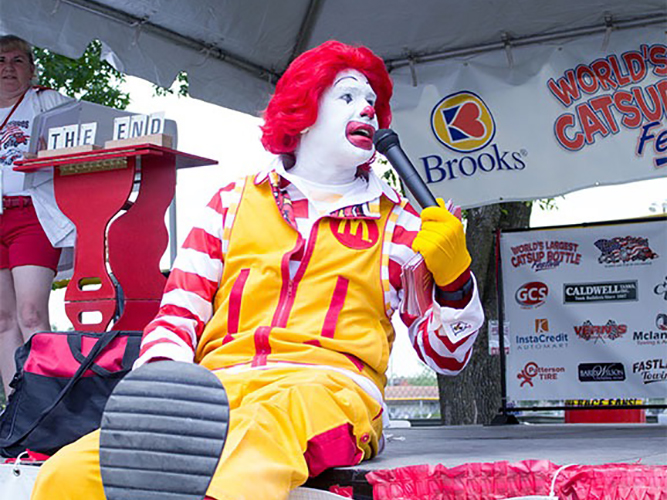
[516,282,549,308]
[431,91,496,153]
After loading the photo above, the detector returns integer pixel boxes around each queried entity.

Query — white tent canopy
[1,0,664,116]
[2,0,665,209]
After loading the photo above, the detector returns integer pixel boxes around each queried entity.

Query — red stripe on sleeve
[392,224,418,247]
[139,337,183,358]
[152,303,206,335]
[182,227,223,261]
[420,327,471,372]
[437,330,475,352]
[388,259,403,291]
[439,269,471,292]
[143,319,195,350]
[399,310,418,328]
[207,183,235,213]
[164,268,218,302]
[403,202,420,218]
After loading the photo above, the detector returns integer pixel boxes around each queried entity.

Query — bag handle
[67,331,141,377]
[121,334,143,370]
[1,330,122,450]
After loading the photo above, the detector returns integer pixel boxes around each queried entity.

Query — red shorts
[0,197,61,272]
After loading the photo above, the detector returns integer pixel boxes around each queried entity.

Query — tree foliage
[34,40,130,110]
[153,70,190,98]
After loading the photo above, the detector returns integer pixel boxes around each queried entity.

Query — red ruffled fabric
[367,460,667,500]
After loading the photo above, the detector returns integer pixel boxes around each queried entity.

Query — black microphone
[373,129,437,209]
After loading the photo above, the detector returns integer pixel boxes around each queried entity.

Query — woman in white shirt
[0,35,73,397]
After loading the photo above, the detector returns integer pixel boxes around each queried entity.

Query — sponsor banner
[501,218,667,401]
[390,25,666,209]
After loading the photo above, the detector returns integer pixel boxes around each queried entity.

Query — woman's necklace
[0,88,28,131]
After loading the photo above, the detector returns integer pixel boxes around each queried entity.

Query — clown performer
[31,40,483,500]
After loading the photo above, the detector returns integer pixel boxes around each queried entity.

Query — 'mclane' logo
[431,91,496,153]
[330,219,379,250]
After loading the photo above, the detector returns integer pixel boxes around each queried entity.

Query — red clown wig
[261,40,393,156]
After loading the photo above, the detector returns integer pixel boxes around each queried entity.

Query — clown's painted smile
[346,121,375,150]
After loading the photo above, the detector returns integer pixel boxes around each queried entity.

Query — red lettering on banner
[577,102,610,144]
[591,59,616,91]
[590,95,619,133]
[608,55,631,86]
[648,45,667,76]
[613,90,642,128]
[547,70,581,107]
[623,51,648,82]
[549,43,667,158]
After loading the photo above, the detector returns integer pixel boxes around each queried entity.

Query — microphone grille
[373,129,399,154]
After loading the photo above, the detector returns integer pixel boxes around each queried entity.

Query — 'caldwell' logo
[329,219,379,250]
[430,91,496,153]
[563,280,638,303]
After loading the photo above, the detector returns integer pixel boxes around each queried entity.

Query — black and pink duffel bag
[0,330,142,458]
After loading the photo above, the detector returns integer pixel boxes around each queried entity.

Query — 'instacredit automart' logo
[431,91,495,153]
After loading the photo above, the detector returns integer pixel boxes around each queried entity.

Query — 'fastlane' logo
[431,91,495,153]
[632,358,667,385]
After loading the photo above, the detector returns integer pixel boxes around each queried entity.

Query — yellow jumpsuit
[32,178,401,500]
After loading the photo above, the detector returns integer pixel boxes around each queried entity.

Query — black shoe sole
[100,361,229,500]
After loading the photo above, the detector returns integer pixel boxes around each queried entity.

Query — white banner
[499,218,667,402]
[390,25,667,209]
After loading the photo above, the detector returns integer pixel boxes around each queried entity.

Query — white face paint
[293,69,379,184]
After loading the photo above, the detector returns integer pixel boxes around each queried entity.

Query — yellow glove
[412,198,471,287]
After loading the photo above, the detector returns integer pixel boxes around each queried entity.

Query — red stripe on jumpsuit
[273,224,319,328]
[319,275,366,370]
[252,224,320,366]
[321,276,349,338]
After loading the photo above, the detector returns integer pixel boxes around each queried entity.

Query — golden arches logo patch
[330,219,379,249]
[431,91,496,153]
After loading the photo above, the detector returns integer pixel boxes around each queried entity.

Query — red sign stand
[16,144,217,332]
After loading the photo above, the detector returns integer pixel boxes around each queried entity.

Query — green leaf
[34,40,129,110]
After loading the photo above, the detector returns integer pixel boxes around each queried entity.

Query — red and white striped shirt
[138,168,483,380]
